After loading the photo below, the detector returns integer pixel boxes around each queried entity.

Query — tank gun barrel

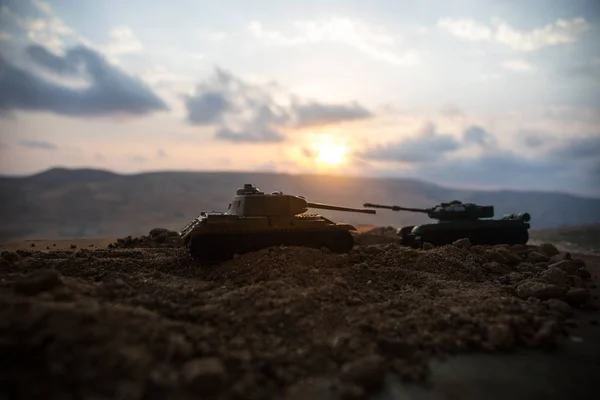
[307,202,376,214]
[363,203,430,213]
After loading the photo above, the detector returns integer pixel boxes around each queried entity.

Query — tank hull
[397,220,530,248]
[180,212,356,264]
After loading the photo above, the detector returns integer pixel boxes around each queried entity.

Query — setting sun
[315,142,347,165]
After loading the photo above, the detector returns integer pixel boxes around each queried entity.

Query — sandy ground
[1,229,598,399]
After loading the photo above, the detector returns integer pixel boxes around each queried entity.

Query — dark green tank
[180,184,376,264]
[363,200,530,248]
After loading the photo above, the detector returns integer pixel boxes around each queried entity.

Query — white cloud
[438,18,492,41]
[502,59,534,71]
[32,0,52,15]
[102,26,143,56]
[141,65,191,85]
[0,31,12,41]
[208,32,226,41]
[478,73,501,82]
[248,17,420,66]
[1,2,78,53]
[439,17,590,51]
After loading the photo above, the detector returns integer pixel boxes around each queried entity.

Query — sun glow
[315,140,347,166]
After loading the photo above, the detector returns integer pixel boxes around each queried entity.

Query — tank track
[185,228,355,265]
[401,226,529,248]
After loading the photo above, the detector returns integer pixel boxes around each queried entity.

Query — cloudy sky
[0,0,599,196]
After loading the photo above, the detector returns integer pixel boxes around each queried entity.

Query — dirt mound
[109,228,183,249]
[0,238,594,400]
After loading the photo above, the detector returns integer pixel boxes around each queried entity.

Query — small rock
[14,269,64,295]
[534,262,549,270]
[576,268,591,280]
[377,337,417,357]
[528,251,549,263]
[70,244,77,249]
[339,385,366,400]
[452,238,471,249]
[30,243,35,248]
[182,357,226,394]
[571,276,585,288]
[510,244,528,253]
[1,251,21,262]
[539,267,570,286]
[486,324,514,349]
[508,272,523,282]
[484,262,507,274]
[546,299,572,316]
[565,288,591,306]
[548,260,580,274]
[499,276,511,285]
[422,242,434,250]
[485,250,509,264]
[534,320,558,346]
[168,334,193,358]
[516,281,568,300]
[538,243,560,257]
[572,259,586,268]
[497,249,523,265]
[154,233,168,243]
[339,355,386,390]
[149,228,169,238]
[284,378,338,400]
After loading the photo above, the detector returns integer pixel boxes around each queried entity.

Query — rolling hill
[1,167,600,242]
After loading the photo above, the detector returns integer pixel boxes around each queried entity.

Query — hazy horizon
[1,0,599,196]
[3,165,600,200]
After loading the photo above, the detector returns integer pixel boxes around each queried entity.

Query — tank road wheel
[186,234,236,265]
[325,229,355,253]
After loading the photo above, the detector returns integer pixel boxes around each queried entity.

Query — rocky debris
[564,289,591,306]
[539,243,560,257]
[339,355,386,390]
[182,357,227,395]
[486,324,515,349]
[577,268,592,280]
[539,267,570,286]
[483,262,507,274]
[452,238,471,249]
[422,242,435,251]
[516,281,568,300]
[0,234,596,400]
[13,269,64,295]
[550,260,581,274]
[546,299,573,316]
[528,251,549,263]
[108,228,183,249]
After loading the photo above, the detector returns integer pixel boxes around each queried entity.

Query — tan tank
[179,183,376,264]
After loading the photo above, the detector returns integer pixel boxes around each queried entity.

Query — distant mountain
[1,168,600,242]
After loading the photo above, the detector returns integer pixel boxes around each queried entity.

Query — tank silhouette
[180,184,376,264]
[362,200,530,248]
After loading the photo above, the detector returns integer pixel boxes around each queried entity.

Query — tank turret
[363,200,494,221]
[229,183,376,217]
[180,184,375,264]
[362,200,530,248]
